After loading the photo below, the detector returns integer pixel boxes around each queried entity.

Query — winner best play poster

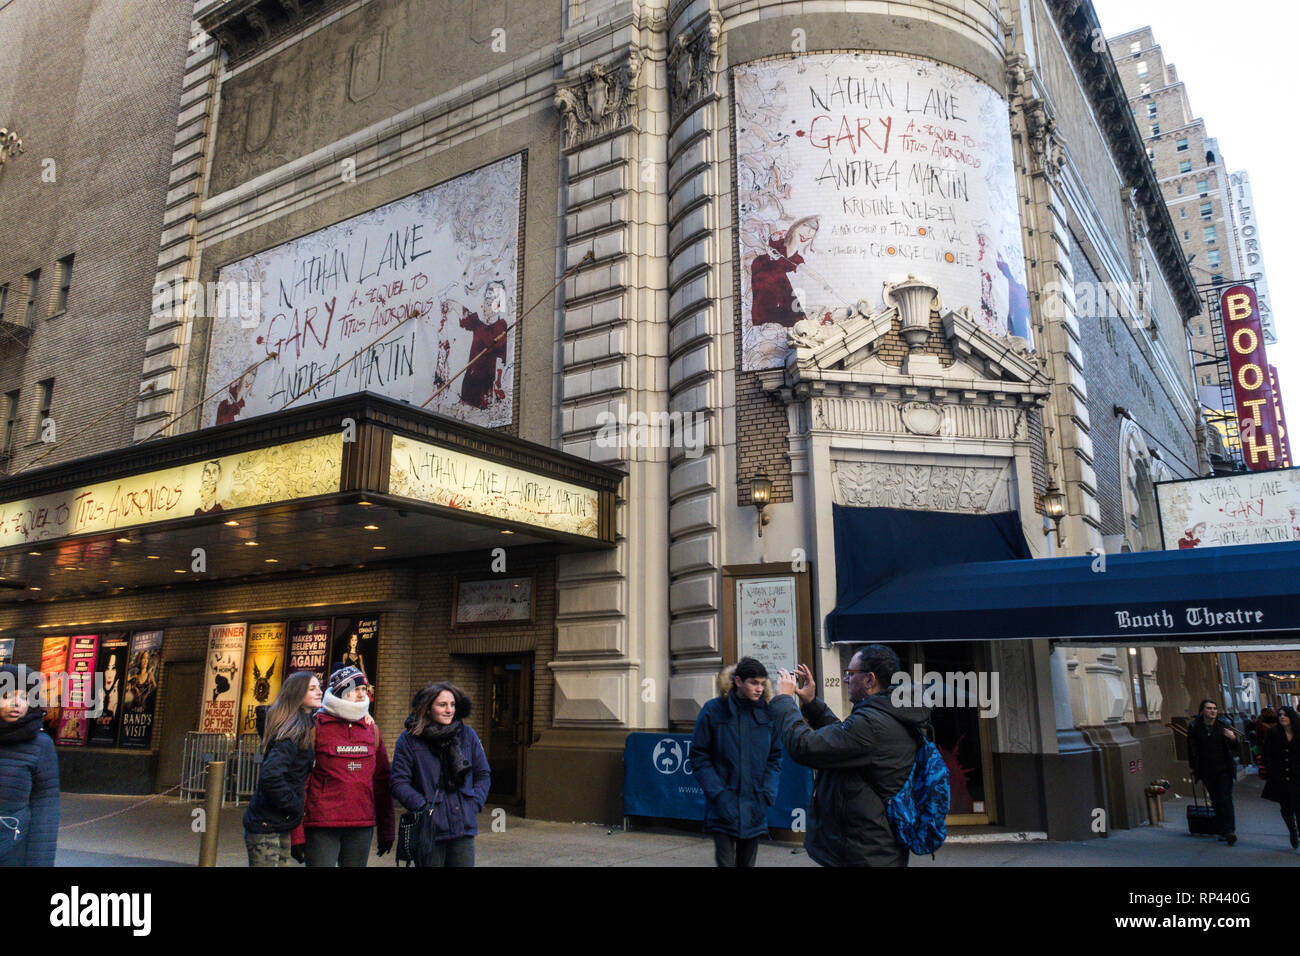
[239,623,287,735]
[733,52,1029,370]
[206,154,523,429]
[199,623,247,735]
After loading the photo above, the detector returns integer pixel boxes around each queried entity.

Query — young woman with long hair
[0,665,58,866]
[390,682,491,867]
[1263,705,1300,850]
[242,671,322,866]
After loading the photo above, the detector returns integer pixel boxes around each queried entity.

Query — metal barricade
[179,732,233,801]
[229,733,262,806]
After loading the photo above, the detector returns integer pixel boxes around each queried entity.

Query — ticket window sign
[1222,285,1282,471]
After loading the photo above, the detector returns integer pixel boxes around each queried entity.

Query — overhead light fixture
[364,524,379,531]
[28,587,39,592]
[116,537,131,544]
[224,520,239,527]
[372,545,387,551]
[358,500,374,507]
[500,530,514,535]
[265,558,278,564]
[147,555,161,560]
[749,471,773,537]
[173,569,186,574]
[27,551,40,556]
[245,541,259,547]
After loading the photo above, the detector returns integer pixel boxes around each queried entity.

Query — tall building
[3,0,1276,847]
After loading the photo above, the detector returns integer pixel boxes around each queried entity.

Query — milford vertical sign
[1221,285,1281,471]
[1268,364,1292,468]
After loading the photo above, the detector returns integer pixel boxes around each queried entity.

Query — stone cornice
[197,0,341,63]
[1046,0,1200,320]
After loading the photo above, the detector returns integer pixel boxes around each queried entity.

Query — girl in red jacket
[292,666,394,866]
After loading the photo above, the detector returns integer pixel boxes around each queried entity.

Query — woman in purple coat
[390,682,491,867]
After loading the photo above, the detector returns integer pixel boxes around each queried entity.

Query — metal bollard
[199,760,225,867]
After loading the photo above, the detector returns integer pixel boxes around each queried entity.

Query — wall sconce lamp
[750,472,773,537]
[1040,483,1066,547]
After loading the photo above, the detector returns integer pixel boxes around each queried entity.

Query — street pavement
[54,771,1300,867]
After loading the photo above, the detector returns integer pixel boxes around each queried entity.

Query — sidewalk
[54,773,1299,867]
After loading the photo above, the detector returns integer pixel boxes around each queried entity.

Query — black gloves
[376,839,393,857]
[290,844,306,864]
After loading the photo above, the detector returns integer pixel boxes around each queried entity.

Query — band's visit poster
[207,154,523,429]
[239,623,287,734]
[39,636,69,738]
[199,623,247,735]
[88,633,130,747]
[286,619,331,686]
[119,630,163,749]
[56,635,99,747]
[733,53,1030,370]
[0,639,13,664]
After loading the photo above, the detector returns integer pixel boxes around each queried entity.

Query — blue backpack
[878,721,950,858]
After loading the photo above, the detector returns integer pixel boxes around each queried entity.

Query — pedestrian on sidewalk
[292,666,395,867]
[690,658,782,867]
[1188,699,1238,846]
[242,672,321,866]
[1261,705,1300,849]
[390,682,491,867]
[770,645,929,867]
[0,666,58,866]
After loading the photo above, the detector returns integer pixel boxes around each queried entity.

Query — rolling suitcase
[1186,780,1218,835]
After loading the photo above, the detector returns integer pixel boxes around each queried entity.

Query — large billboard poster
[88,633,130,747]
[119,630,163,749]
[199,623,247,735]
[206,154,523,429]
[239,623,287,735]
[733,53,1029,370]
[1156,467,1300,549]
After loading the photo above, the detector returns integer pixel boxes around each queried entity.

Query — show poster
[119,630,162,749]
[56,635,98,747]
[286,619,330,686]
[1156,467,1300,549]
[39,637,69,738]
[330,617,378,684]
[0,639,13,664]
[239,623,287,735]
[206,154,524,429]
[733,53,1029,370]
[88,633,130,746]
[199,623,247,735]
[736,577,798,674]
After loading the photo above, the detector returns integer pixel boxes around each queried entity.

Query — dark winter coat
[1188,716,1238,780]
[1261,727,1300,804]
[0,716,59,866]
[243,737,315,833]
[690,690,782,838]
[293,713,395,845]
[390,725,492,840]
[770,691,929,868]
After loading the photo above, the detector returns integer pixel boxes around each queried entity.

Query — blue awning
[826,539,1300,644]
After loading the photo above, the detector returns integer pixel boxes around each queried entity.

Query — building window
[1147,103,1158,117]
[1180,209,1187,219]
[1177,137,1189,151]
[1176,184,1183,194]
[1130,40,1141,54]
[1208,249,1221,267]
[1,390,18,461]
[1200,201,1213,219]
[53,254,74,314]
[1136,61,1149,77]
[1183,230,1190,240]
[1139,82,1151,95]
[31,379,53,443]
[22,270,41,323]
[0,284,7,325]
[1197,180,1209,197]
[1204,225,1217,243]
[1146,147,1155,161]
[1180,159,1192,173]
[1150,124,1160,136]
[1212,274,1225,285]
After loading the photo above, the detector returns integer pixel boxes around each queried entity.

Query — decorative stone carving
[667,13,722,120]
[554,53,643,150]
[348,31,386,103]
[0,128,23,170]
[882,275,939,349]
[833,461,1010,513]
[899,402,945,436]
[244,83,278,154]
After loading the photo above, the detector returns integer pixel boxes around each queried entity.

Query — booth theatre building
[1,0,1292,840]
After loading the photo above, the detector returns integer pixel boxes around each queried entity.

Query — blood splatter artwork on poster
[205,154,523,428]
[733,53,1031,370]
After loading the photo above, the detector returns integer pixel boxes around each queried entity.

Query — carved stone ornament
[667,13,722,120]
[554,53,643,150]
[833,461,1009,513]
[0,127,23,169]
[899,402,945,436]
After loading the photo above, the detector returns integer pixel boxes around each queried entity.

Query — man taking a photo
[771,644,929,867]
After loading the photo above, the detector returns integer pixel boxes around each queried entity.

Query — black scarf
[420,721,471,792]
[0,708,45,745]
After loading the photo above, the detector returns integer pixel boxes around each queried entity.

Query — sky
[1090,0,1300,427]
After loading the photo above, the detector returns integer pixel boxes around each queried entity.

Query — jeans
[244,830,293,867]
[713,832,759,867]
[1202,771,1236,836]
[421,836,476,867]
[304,826,373,867]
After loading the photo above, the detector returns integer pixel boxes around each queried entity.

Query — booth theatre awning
[827,538,1300,645]
[0,394,620,601]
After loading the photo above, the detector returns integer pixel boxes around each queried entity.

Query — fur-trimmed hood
[716,663,774,702]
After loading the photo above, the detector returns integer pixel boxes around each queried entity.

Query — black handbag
[1186,780,1218,835]
[396,791,442,867]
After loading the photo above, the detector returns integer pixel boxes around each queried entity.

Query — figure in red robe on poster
[215,370,253,425]
[751,216,820,328]
[1178,521,1207,549]
[454,280,509,409]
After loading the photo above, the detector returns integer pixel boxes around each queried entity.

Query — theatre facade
[3,0,1276,839]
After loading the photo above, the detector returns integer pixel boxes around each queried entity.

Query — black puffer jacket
[0,710,60,867]
[770,691,929,867]
[1188,716,1237,780]
[243,737,315,833]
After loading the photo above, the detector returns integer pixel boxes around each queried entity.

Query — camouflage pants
[244,830,293,867]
